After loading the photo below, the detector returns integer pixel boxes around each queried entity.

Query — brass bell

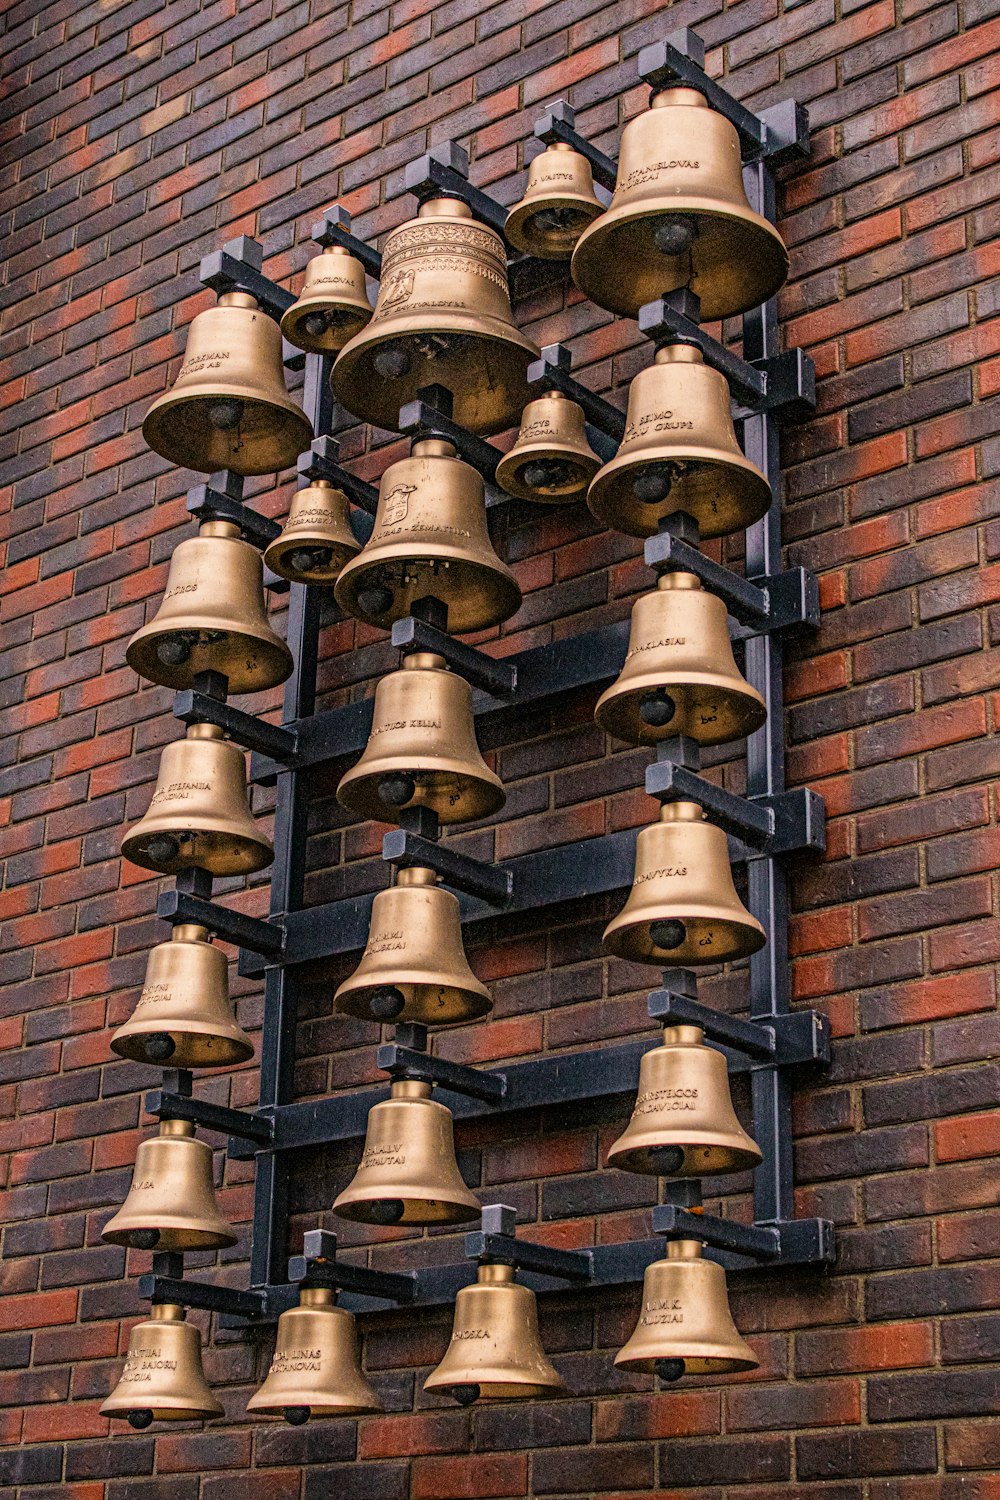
[110,924,254,1070]
[505,143,603,259]
[335,866,491,1026]
[247,1286,381,1422]
[603,801,765,967]
[334,439,521,634]
[608,1026,761,1178]
[126,521,293,693]
[424,1263,565,1403]
[595,572,766,746]
[263,481,361,585]
[495,392,601,503]
[121,723,273,877]
[102,1120,237,1252]
[333,1079,480,1226]
[571,88,788,321]
[587,344,770,540]
[143,291,313,476]
[337,653,504,826]
[332,199,539,436]
[280,245,373,354]
[614,1240,757,1377]
[101,1303,224,1426]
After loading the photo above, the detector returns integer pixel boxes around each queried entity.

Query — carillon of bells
[337,652,504,825]
[424,1263,565,1404]
[142,291,313,476]
[335,867,491,1025]
[615,1239,757,1376]
[571,87,788,321]
[280,245,373,354]
[247,1286,381,1422]
[334,438,521,633]
[604,800,764,966]
[505,142,604,259]
[101,1303,224,1426]
[126,520,293,693]
[102,1120,237,1251]
[595,571,766,746]
[332,198,539,436]
[587,344,771,540]
[496,391,601,503]
[607,1025,761,1177]
[110,924,253,1070]
[121,723,273,877]
[333,1079,480,1226]
[263,480,360,585]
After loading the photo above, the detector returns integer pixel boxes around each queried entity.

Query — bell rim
[263,537,360,584]
[121,825,275,877]
[332,1188,482,1225]
[142,391,313,478]
[495,443,601,502]
[505,191,604,258]
[606,1134,763,1176]
[613,1346,757,1374]
[335,984,492,1026]
[246,1392,382,1416]
[595,677,767,747]
[602,913,767,966]
[101,1395,226,1419]
[336,767,506,827]
[102,1222,239,1250]
[335,554,522,635]
[588,450,771,541]
[280,298,372,355]
[109,1028,255,1069]
[126,627,293,695]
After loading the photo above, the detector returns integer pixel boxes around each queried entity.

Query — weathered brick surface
[1,0,999,1493]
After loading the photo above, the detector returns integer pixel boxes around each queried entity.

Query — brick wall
[2,0,999,1492]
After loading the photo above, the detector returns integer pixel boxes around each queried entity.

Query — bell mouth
[127,626,293,695]
[603,914,766,966]
[335,556,521,636]
[595,675,766,748]
[506,196,603,258]
[497,450,598,502]
[121,826,274,877]
[608,1137,763,1177]
[281,302,371,354]
[338,767,505,828]
[333,1192,480,1226]
[102,1223,238,1251]
[142,388,313,479]
[110,1028,254,1070]
[335,981,492,1026]
[588,450,771,541]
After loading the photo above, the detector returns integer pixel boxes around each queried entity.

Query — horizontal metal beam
[391,616,517,698]
[404,142,508,236]
[145,1087,275,1145]
[644,762,826,855]
[533,100,618,192]
[139,1274,267,1318]
[186,478,281,548]
[303,435,379,515]
[158,888,284,956]
[311,204,383,279]
[468,1205,594,1280]
[399,397,504,484]
[173,691,298,762]
[381,828,513,906]
[199,236,295,323]
[376,1042,507,1102]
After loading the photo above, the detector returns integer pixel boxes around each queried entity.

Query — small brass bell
[121,723,273,877]
[111,924,253,1070]
[424,1263,565,1403]
[263,481,361,585]
[247,1286,381,1422]
[337,653,504,826]
[332,199,539,436]
[615,1239,757,1376]
[101,1303,224,1426]
[335,867,491,1026]
[280,245,373,354]
[102,1120,237,1252]
[571,87,788,321]
[587,344,770,540]
[604,801,764,967]
[495,392,601,503]
[505,143,603,259]
[334,439,521,634]
[127,521,293,693]
[333,1079,480,1226]
[595,572,766,747]
[608,1026,761,1178]
[143,292,313,476]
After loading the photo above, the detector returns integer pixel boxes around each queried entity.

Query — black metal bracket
[381,828,514,907]
[404,142,508,237]
[399,394,503,485]
[647,986,830,1067]
[172,690,299,762]
[286,1230,416,1303]
[643,532,820,631]
[533,100,618,193]
[145,1086,275,1145]
[467,1205,593,1281]
[157,888,284,956]
[377,1027,507,1102]
[652,1205,835,1267]
[644,761,826,855]
[186,475,281,549]
[199,236,295,323]
[139,1273,268,1318]
[311,204,383,279]
[302,436,379,516]
[526,344,623,462]
[391,616,517,699]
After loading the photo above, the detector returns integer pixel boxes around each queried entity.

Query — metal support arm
[644,760,826,855]
[466,1205,594,1281]
[647,988,830,1067]
[376,1041,507,1103]
[303,436,379,515]
[533,101,618,192]
[404,143,509,236]
[399,396,503,484]
[653,1204,781,1258]
[643,531,820,631]
[391,616,517,699]
[139,1274,268,1318]
[381,827,514,906]
[199,236,295,323]
[311,205,383,279]
[157,888,284,955]
[286,1230,417,1302]
[186,476,281,548]
[173,691,298,762]
[145,1087,275,1145]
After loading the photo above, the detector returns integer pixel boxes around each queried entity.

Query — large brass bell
[333,1079,480,1226]
[335,867,491,1026]
[280,246,373,354]
[608,1026,761,1177]
[110,925,253,1070]
[102,1120,237,1252]
[505,143,604,259]
[121,723,273,877]
[126,521,293,693]
[496,392,601,503]
[424,1263,565,1403]
[101,1304,224,1426]
[595,572,766,746]
[247,1287,381,1422]
[332,199,539,436]
[571,88,788,321]
[615,1240,757,1377]
[334,439,521,633]
[587,344,770,540]
[337,653,504,826]
[143,292,313,476]
[604,801,764,967]
[263,481,360,585]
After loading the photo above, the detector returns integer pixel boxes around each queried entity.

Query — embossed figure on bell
[595,572,766,747]
[496,392,601,503]
[587,344,771,540]
[247,1287,382,1421]
[615,1240,757,1376]
[264,481,361,585]
[603,801,765,966]
[571,88,788,321]
[505,142,604,259]
[142,292,313,476]
[424,1263,565,1403]
[332,199,539,435]
[280,245,373,354]
[101,1304,224,1426]
[111,925,253,1070]
[102,1119,237,1252]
